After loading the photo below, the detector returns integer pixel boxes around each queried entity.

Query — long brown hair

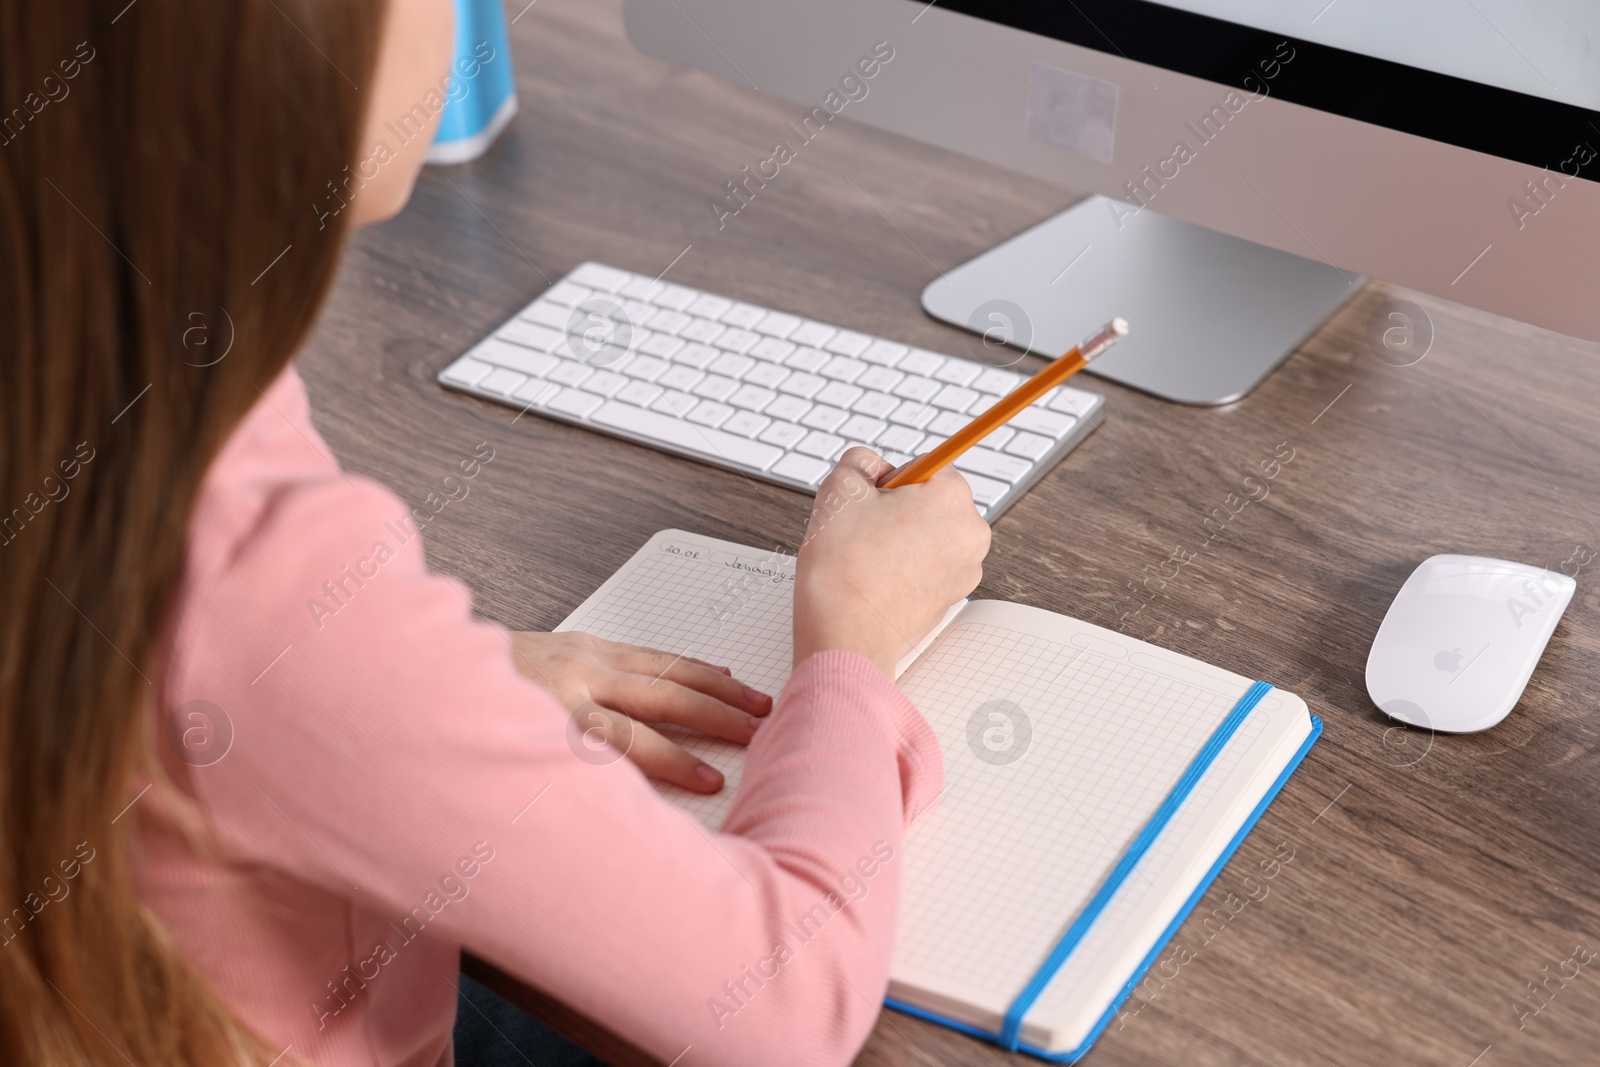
[0,0,386,1062]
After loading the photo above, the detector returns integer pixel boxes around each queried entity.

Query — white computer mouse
[1366,554,1575,733]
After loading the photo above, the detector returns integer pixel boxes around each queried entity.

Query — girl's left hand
[510,631,773,793]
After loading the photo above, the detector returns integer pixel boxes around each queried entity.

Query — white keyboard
[438,263,1104,521]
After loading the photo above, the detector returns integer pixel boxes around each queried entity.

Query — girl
[0,1,990,1065]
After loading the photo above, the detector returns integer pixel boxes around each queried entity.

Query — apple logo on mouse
[1433,647,1463,673]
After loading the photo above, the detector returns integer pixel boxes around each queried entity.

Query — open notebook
[556,530,1321,1060]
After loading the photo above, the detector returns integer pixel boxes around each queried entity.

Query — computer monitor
[624,0,1600,403]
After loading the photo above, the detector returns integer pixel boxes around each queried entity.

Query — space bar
[590,402,785,471]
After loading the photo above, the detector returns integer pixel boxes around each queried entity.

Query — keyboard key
[723,411,770,438]
[498,321,565,352]
[691,375,740,402]
[728,385,776,412]
[851,391,899,418]
[900,349,945,376]
[680,319,725,344]
[709,352,756,379]
[857,366,903,392]
[820,356,866,382]
[657,365,704,391]
[934,359,983,386]
[823,330,872,357]
[857,342,908,367]
[640,334,685,359]
[1049,388,1100,417]
[860,340,907,366]
[878,426,924,453]
[932,385,978,412]
[521,301,572,330]
[714,328,760,354]
[673,343,719,369]
[511,378,559,405]
[620,277,664,300]
[796,431,846,460]
[956,470,1009,507]
[789,321,836,348]
[652,390,698,417]
[815,381,863,409]
[889,401,937,429]
[477,368,526,395]
[646,309,692,335]
[1005,431,1054,460]
[591,401,784,471]
[547,362,594,387]
[571,263,630,292]
[765,395,811,422]
[475,341,558,378]
[580,370,629,397]
[543,281,590,306]
[653,284,698,310]
[777,373,825,399]
[979,425,1015,450]
[759,421,809,449]
[617,380,663,407]
[621,300,657,324]
[749,337,795,363]
[686,294,732,319]
[783,347,827,373]
[1012,407,1076,437]
[771,452,831,486]
[955,447,1031,483]
[744,362,790,389]
[753,311,800,338]
[620,355,669,381]
[801,405,849,432]
[892,377,941,403]
[546,387,605,418]
[974,368,1024,395]
[686,400,734,428]
[839,415,888,442]
[928,410,968,436]
[968,394,997,416]
[721,303,767,328]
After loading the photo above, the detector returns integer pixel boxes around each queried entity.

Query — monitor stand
[922,197,1364,406]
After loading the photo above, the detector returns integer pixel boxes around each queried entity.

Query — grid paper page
[555,531,797,828]
[885,599,1306,1050]
[1018,694,1304,1048]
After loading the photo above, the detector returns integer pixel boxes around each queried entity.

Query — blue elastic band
[997,680,1275,1051]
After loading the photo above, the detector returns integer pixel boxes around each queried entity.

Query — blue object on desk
[427,0,518,164]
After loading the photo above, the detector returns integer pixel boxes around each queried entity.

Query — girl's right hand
[793,447,991,677]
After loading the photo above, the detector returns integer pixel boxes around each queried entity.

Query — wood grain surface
[296,1,1600,1063]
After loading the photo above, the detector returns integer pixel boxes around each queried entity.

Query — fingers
[623,720,727,793]
[571,707,726,794]
[594,672,763,744]
[614,648,772,715]
[817,448,888,504]
[835,445,894,482]
[926,465,977,505]
[584,638,765,709]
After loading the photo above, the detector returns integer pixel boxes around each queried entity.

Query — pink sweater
[134,364,943,1067]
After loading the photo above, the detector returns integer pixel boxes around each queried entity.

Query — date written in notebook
[557,530,1320,1061]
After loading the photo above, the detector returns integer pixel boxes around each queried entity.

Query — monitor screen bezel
[930,0,1600,183]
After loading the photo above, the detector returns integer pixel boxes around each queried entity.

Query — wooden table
[299,1,1600,1062]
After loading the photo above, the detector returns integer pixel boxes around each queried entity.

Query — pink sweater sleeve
[164,369,943,1067]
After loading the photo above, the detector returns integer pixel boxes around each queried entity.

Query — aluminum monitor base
[922,197,1363,406]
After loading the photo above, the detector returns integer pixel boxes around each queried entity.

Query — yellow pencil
[879,318,1129,488]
